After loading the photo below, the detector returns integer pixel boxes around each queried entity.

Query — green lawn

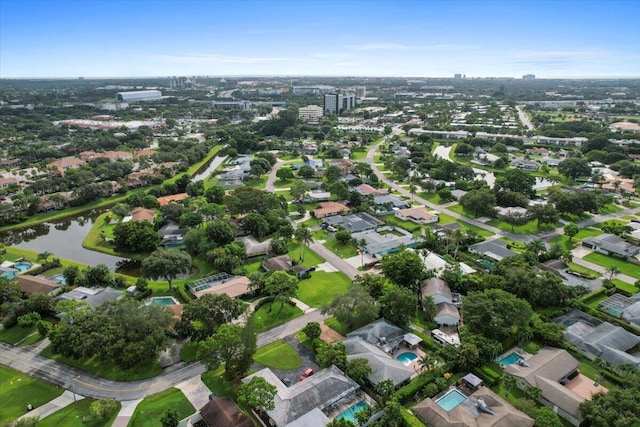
[0,325,38,344]
[288,243,324,267]
[488,217,558,235]
[19,332,46,347]
[201,366,238,398]
[40,345,161,382]
[250,301,303,333]
[39,398,121,427]
[460,221,494,237]
[0,365,64,422]
[253,339,302,370]
[417,191,444,204]
[437,213,457,225]
[324,317,352,336]
[324,239,358,258]
[567,263,601,279]
[297,271,351,307]
[598,204,623,214]
[180,341,199,363]
[128,388,195,427]
[551,228,603,251]
[583,252,640,279]
[612,279,638,295]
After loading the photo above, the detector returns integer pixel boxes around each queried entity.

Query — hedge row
[473,365,502,386]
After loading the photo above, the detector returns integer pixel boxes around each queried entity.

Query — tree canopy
[380,250,425,293]
[142,248,192,289]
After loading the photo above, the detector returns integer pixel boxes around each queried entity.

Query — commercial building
[298,105,323,123]
[115,90,162,102]
[324,93,356,115]
[522,74,536,80]
[292,85,335,95]
[211,100,252,110]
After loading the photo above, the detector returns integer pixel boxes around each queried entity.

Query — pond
[0,209,133,272]
[191,154,227,182]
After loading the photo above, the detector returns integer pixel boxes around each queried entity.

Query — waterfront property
[187,272,252,299]
[12,274,64,296]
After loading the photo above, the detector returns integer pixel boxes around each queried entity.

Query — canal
[0,210,129,270]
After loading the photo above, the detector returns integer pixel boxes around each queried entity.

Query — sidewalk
[112,398,142,427]
[17,390,84,423]
[176,376,212,412]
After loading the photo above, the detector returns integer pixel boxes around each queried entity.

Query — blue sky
[1,0,639,78]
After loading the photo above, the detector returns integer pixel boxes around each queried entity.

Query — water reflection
[0,209,133,272]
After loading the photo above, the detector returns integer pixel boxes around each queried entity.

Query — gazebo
[458,373,483,394]
[403,333,423,350]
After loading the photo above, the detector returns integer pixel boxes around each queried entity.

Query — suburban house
[420,278,460,326]
[192,397,253,427]
[351,226,422,256]
[563,310,640,369]
[372,195,409,216]
[12,275,64,296]
[0,177,18,189]
[327,158,354,172]
[55,286,123,308]
[242,365,360,427]
[157,193,189,207]
[504,347,607,426]
[47,157,86,176]
[187,273,252,299]
[353,183,388,197]
[304,190,331,202]
[581,233,640,258]
[0,266,20,280]
[414,375,534,427]
[130,207,156,223]
[622,294,640,328]
[262,255,310,279]
[342,335,414,388]
[395,206,439,224]
[312,201,350,219]
[510,157,540,171]
[322,212,384,233]
[346,319,423,354]
[468,240,517,262]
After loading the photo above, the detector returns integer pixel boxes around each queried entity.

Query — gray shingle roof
[565,321,640,367]
[343,337,413,386]
[346,319,406,354]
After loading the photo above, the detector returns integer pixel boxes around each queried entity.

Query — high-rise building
[323,93,356,115]
[454,74,463,79]
[298,105,324,123]
[522,74,536,80]
[355,86,367,98]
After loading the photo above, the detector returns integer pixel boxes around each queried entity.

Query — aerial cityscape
[1,1,640,427]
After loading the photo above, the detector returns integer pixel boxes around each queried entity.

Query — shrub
[302,322,322,341]
[36,320,51,337]
[17,312,41,328]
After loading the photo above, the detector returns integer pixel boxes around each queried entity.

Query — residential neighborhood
[2,6,640,426]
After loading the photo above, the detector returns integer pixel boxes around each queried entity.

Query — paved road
[309,241,360,280]
[265,159,286,192]
[516,105,535,132]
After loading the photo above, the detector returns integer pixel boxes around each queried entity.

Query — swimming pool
[148,296,180,306]
[336,401,369,424]
[498,352,524,366]
[52,274,67,285]
[435,389,467,411]
[396,351,418,366]
[14,262,31,272]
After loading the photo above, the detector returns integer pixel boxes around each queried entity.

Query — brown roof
[313,201,349,218]
[413,386,535,427]
[134,149,157,158]
[157,193,189,207]
[193,276,251,299]
[420,278,452,300]
[200,397,252,427]
[262,255,294,271]
[13,275,62,294]
[131,207,155,222]
[357,183,388,195]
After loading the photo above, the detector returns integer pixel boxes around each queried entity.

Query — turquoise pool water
[396,351,418,365]
[498,352,524,366]
[336,401,369,424]
[14,262,31,271]
[435,389,467,411]
[52,274,67,285]
[150,297,179,306]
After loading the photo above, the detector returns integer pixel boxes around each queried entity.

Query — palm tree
[525,238,546,256]
[502,375,518,397]
[294,225,313,262]
[606,265,621,281]
[357,238,367,266]
[524,385,542,401]
[37,251,53,263]
[418,354,437,374]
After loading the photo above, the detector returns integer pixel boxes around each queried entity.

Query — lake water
[0,210,130,271]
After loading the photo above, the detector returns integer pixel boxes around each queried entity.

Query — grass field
[288,243,324,267]
[127,388,195,427]
[297,271,350,307]
[180,341,199,363]
[0,365,64,422]
[324,317,352,336]
[0,325,38,344]
[40,345,161,382]
[324,239,358,258]
[583,252,640,279]
[612,279,638,295]
[250,301,303,333]
[567,263,601,279]
[437,213,457,225]
[201,366,238,398]
[551,228,603,251]
[39,398,121,427]
[253,339,302,370]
